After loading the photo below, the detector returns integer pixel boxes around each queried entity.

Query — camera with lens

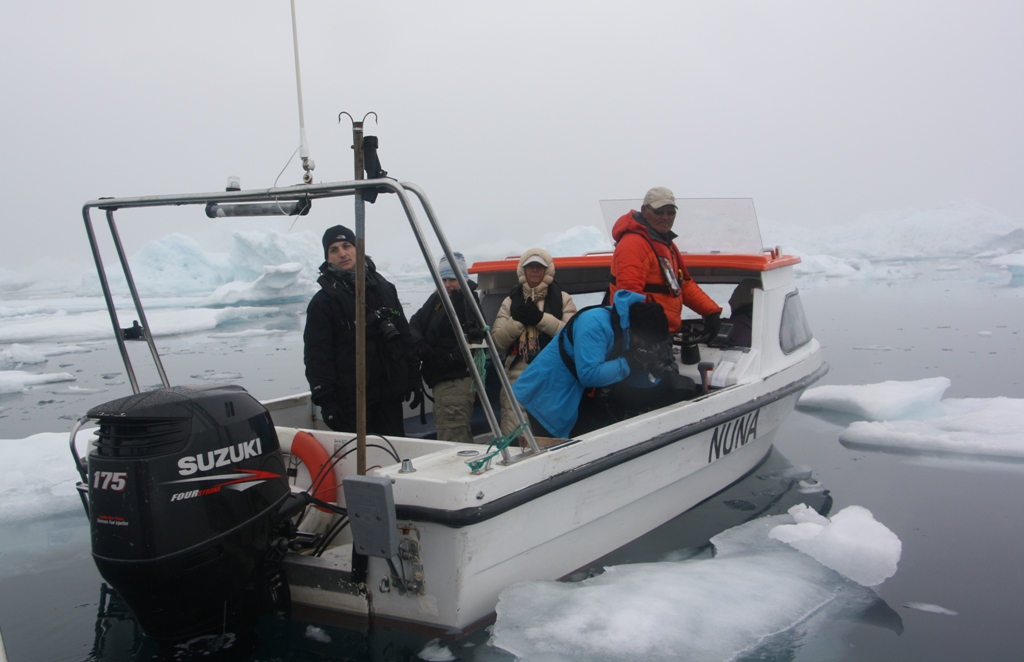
[367,307,401,342]
[629,340,686,383]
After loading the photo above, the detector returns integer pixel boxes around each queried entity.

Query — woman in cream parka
[491,247,577,438]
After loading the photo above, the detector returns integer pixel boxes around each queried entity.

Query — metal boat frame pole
[81,178,541,465]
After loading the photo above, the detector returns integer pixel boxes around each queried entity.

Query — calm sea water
[1,260,1022,661]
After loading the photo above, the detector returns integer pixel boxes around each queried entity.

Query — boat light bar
[205,197,311,218]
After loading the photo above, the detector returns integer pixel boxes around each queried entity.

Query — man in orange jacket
[609,186,722,335]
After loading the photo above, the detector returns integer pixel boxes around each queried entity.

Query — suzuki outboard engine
[80,384,291,642]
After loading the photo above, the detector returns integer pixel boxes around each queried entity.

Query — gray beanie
[439,252,468,280]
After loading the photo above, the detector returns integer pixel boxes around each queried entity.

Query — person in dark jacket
[303,225,421,435]
[409,252,481,443]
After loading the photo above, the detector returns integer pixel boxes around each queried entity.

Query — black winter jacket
[409,283,480,388]
[303,260,418,407]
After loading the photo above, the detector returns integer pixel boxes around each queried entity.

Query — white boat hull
[282,351,824,634]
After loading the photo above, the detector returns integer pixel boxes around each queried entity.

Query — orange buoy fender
[285,430,339,511]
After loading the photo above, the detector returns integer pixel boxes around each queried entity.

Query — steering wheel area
[674,318,712,347]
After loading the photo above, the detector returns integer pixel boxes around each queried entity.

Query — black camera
[367,307,401,342]
[629,340,682,381]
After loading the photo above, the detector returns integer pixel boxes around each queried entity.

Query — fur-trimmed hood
[516,247,555,294]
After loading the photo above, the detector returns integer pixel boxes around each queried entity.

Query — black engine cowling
[84,384,291,642]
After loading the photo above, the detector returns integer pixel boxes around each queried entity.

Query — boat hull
[285,357,825,634]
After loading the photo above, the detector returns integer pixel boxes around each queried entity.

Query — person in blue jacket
[512,289,670,439]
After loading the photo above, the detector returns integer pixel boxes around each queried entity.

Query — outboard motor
[79,384,292,642]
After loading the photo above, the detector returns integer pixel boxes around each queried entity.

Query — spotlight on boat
[205,196,312,218]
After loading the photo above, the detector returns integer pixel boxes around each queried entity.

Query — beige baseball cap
[642,186,677,210]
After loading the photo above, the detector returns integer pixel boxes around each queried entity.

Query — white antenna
[291,0,314,184]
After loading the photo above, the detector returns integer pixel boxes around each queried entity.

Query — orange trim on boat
[470,251,800,274]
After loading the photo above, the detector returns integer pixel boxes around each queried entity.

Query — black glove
[406,385,423,410]
[703,312,722,340]
[319,403,345,432]
[463,323,486,344]
[512,302,544,327]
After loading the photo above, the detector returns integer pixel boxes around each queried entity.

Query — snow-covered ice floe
[0,432,84,524]
[841,397,1024,460]
[0,370,75,395]
[797,377,950,421]
[798,378,1024,461]
[0,306,278,344]
[491,504,900,662]
[990,251,1024,279]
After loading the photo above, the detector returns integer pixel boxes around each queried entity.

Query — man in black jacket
[303,225,421,435]
[409,252,480,443]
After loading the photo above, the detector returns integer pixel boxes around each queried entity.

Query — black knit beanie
[628,302,669,343]
[322,225,356,259]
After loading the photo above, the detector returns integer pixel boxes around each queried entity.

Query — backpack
[557,304,625,381]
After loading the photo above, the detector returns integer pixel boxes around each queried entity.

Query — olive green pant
[432,376,476,444]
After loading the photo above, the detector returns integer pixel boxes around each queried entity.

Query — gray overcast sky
[2,1,1022,270]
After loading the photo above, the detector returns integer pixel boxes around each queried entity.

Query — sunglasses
[651,206,677,217]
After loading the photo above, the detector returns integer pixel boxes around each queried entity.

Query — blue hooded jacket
[512,290,646,438]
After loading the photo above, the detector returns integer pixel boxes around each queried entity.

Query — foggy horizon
[2,1,1021,270]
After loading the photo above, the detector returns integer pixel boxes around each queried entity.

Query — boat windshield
[598,198,764,255]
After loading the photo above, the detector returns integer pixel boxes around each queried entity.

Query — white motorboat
[68,176,826,640]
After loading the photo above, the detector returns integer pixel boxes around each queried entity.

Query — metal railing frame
[82,178,541,464]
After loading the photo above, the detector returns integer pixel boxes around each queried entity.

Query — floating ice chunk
[798,478,826,494]
[992,251,1024,280]
[991,251,1024,267]
[543,225,613,256]
[793,253,866,278]
[0,266,33,292]
[49,385,107,395]
[978,331,992,336]
[798,377,951,421]
[417,639,456,661]
[0,432,86,523]
[769,505,901,586]
[39,344,93,356]
[840,396,1024,460]
[0,370,75,394]
[201,263,313,306]
[789,252,917,281]
[209,329,287,339]
[774,202,1024,261]
[904,602,958,616]
[0,306,277,344]
[303,625,331,643]
[190,371,243,382]
[493,508,900,661]
[0,344,48,367]
[767,504,830,544]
